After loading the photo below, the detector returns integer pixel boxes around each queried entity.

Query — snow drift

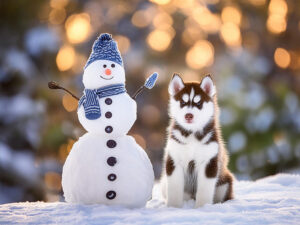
[0,173,299,225]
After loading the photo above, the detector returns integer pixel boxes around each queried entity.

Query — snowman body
[62,133,154,208]
[61,34,154,208]
[77,92,136,135]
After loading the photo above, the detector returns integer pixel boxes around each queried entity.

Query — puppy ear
[168,73,184,96]
[200,74,216,97]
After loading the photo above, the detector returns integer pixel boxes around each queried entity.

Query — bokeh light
[274,47,291,69]
[149,0,171,5]
[220,22,242,47]
[65,13,92,44]
[268,0,288,15]
[56,45,75,71]
[186,40,214,69]
[147,29,172,52]
[153,12,173,29]
[50,0,69,9]
[131,10,153,28]
[192,7,221,33]
[267,14,287,34]
[221,6,242,26]
[62,94,78,112]
[266,0,288,34]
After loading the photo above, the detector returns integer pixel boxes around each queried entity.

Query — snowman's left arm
[131,86,144,100]
[131,72,158,100]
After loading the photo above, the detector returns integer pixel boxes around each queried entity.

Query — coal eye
[103,64,107,68]
[111,64,115,68]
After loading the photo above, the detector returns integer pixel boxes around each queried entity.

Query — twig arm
[131,86,145,100]
[48,81,80,101]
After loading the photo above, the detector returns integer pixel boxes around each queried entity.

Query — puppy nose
[185,113,193,120]
[105,69,111,75]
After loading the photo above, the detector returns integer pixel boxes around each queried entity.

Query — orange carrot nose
[105,69,111,75]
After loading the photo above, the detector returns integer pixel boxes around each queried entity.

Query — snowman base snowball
[62,133,154,208]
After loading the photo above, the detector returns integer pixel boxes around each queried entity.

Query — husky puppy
[161,73,234,208]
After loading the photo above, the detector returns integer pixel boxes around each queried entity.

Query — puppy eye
[111,64,115,68]
[103,64,107,68]
[193,95,201,103]
[182,94,189,103]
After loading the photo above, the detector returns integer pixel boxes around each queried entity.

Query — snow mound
[0,173,299,225]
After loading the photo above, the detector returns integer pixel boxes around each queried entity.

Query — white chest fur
[166,133,219,168]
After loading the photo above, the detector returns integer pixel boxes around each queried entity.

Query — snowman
[59,33,156,208]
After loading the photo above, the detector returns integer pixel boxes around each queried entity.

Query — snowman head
[83,33,125,89]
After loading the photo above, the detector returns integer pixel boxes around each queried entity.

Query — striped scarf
[78,83,126,120]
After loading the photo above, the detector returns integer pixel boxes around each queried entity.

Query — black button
[108,173,117,181]
[107,140,116,148]
[105,98,112,105]
[105,112,112,118]
[105,126,113,133]
[107,157,117,166]
[106,191,116,200]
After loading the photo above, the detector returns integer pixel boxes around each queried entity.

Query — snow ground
[0,173,299,225]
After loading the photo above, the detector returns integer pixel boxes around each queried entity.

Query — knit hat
[85,33,123,69]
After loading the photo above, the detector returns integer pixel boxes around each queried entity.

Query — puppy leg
[195,159,217,208]
[224,178,234,201]
[214,171,234,203]
[195,176,217,207]
[214,183,229,203]
[166,164,184,207]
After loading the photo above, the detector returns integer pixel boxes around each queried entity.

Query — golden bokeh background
[0,0,299,203]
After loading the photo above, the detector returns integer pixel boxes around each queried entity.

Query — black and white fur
[161,73,234,208]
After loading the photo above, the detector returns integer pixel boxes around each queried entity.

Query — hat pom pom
[92,33,112,51]
[99,33,112,42]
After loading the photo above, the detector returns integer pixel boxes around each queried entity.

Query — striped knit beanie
[85,33,123,69]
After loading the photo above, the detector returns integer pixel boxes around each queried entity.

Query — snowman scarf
[78,84,126,120]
